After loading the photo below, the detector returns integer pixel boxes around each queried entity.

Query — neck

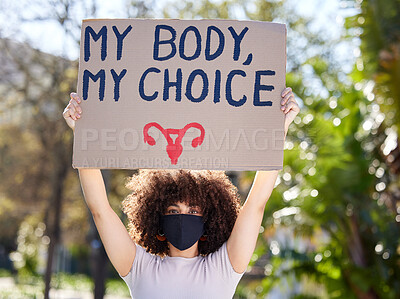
[167,241,199,258]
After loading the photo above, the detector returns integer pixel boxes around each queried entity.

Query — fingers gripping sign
[62,92,83,131]
[280,87,300,137]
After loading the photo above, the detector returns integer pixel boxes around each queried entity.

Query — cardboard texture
[73,19,286,170]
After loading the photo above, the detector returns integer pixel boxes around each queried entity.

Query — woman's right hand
[62,92,82,131]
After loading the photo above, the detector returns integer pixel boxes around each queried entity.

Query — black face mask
[161,214,204,251]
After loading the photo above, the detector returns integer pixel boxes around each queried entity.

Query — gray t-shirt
[120,240,245,299]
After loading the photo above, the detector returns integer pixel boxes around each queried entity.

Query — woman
[62,87,300,298]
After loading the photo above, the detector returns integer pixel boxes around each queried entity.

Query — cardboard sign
[72,19,286,171]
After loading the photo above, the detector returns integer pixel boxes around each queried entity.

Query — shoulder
[205,241,246,283]
[120,243,159,280]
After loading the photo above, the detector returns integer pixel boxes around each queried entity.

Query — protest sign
[72,19,286,170]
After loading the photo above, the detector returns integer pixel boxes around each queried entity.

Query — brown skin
[63,88,300,276]
[164,201,202,258]
[122,169,241,258]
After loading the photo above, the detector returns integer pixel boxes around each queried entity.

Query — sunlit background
[0,0,399,298]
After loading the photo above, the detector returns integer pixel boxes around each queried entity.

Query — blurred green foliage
[0,272,129,298]
[161,0,400,297]
[1,0,399,298]
[251,0,400,298]
[10,216,47,278]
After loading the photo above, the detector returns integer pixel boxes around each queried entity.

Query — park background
[0,0,399,298]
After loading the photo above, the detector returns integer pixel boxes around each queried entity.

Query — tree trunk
[43,155,68,299]
[90,228,108,299]
[89,169,111,299]
[347,214,379,299]
[44,235,56,299]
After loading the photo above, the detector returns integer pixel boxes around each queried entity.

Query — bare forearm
[78,168,136,276]
[78,168,111,214]
[92,206,136,276]
[227,86,300,273]
[227,170,280,273]
[244,170,280,211]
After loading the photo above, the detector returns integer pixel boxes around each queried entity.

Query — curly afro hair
[122,169,242,257]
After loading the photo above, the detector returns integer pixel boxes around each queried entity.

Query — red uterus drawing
[143,122,205,165]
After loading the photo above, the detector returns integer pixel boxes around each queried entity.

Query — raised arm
[63,93,136,277]
[227,87,300,273]
[78,169,136,276]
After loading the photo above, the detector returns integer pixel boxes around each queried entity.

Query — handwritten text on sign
[74,19,286,170]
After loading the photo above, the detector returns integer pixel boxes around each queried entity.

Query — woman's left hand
[281,87,300,137]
